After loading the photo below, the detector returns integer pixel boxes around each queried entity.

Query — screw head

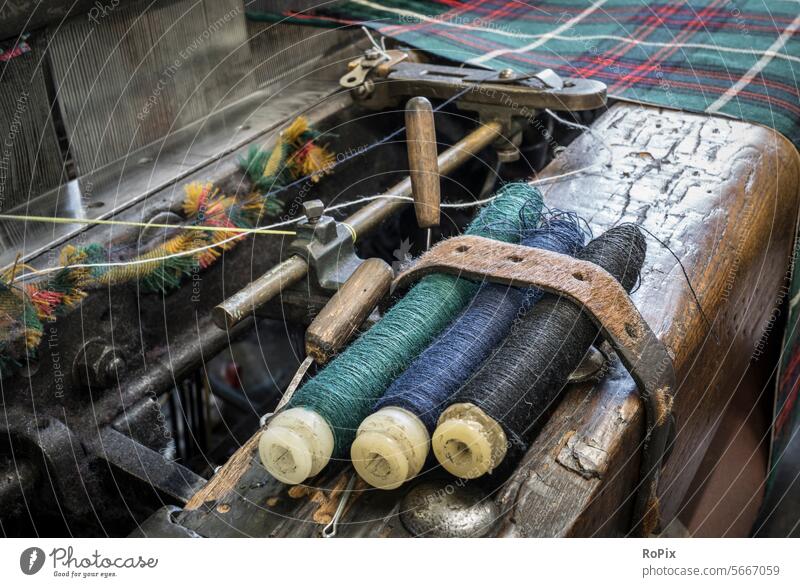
[302,200,325,224]
[73,339,126,390]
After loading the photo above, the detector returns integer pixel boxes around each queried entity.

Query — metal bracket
[341,50,606,122]
[339,49,408,96]
[341,49,605,163]
[287,200,364,291]
[394,235,675,537]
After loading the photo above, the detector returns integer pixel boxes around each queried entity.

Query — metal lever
[343,49,607,117]
[405,97,441,230]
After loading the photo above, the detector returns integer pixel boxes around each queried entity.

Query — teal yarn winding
[286,182,544,455]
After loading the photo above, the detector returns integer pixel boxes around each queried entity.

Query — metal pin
[322,473,357,538]
[259,355,314,426]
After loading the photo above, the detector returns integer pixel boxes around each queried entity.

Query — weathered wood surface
[305,258,393,363]
[493,103,799,536]
[175,102,800,537]
[405,96,441,229]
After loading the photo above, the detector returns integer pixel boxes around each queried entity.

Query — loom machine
[1,1,797,538]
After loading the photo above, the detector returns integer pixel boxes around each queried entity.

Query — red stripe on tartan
[320,1,800,27]
[429,26,799,109]
[429,0,526,35]
[414,1,799,31]
[615,72,800,115]
[780,344,800,389]
[640,61,799,99]
[307,3,799,42]
[610,0,728,93]
[573,2,686,81]
[483,0,527,24]
[600,0,710,85]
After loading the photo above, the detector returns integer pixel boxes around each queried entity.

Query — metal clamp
[287,200,364,291]
[342,50,607,121]
[394,235,675,537]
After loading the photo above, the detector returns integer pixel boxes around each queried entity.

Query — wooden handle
[405,96,440,229]
[305,258,393,364]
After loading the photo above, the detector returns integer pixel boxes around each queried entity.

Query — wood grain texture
[493,103,800,536]
[405,97,441,228]
[184,430,263,511]
[305,258,393,363]
[178,103,800,537]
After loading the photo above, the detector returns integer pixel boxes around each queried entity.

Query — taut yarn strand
[446,223,647,457]
[286,182,544,455]
[373,214,586,431]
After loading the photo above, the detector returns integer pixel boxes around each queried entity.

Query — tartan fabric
[303,0,800,145]
[288,1,800,505]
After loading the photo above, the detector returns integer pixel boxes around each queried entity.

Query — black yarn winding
[374,215,586,430]
[448,223,647,458]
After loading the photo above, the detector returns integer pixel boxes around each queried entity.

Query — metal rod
[212,256,309,329]
[212,120,504,329]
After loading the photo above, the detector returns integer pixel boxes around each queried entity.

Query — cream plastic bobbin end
[351,407,430,490]
[431,403,508,479]
[259,407,334,485]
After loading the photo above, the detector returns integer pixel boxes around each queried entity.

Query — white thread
[469,0,610,65]
[361,25,390,62]
[351,1,800,66]
[706,13,800,112]
[13,112,610,283]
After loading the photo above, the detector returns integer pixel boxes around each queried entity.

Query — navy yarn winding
[373,215,586,431]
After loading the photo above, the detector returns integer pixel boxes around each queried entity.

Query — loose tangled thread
[286,183,544,455]
[0,69,665,384]
[446,223,647,458]
[374,213,586,431]
[0,117,334,376]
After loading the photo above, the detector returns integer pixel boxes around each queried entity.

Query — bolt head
[303,200,325,223]
[73,339,126,391]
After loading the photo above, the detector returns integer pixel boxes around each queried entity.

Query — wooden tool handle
[305,258,393,363]
[405,97,441,229]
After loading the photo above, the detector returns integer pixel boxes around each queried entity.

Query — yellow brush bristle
[59,246,92,290]
[300,144,335,182]
[98,232,202,285]
[281,116,309,146]
[262,141,285,179]
[183,182,216,216]
[25,328,43,349]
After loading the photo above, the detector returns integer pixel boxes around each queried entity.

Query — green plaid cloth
[290,0,800,145]
[274,0,800,514]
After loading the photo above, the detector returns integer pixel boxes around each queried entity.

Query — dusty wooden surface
[494,103,799,536]
[405,96,441,229]
[305,258,393,363]
[175,102,800,537]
